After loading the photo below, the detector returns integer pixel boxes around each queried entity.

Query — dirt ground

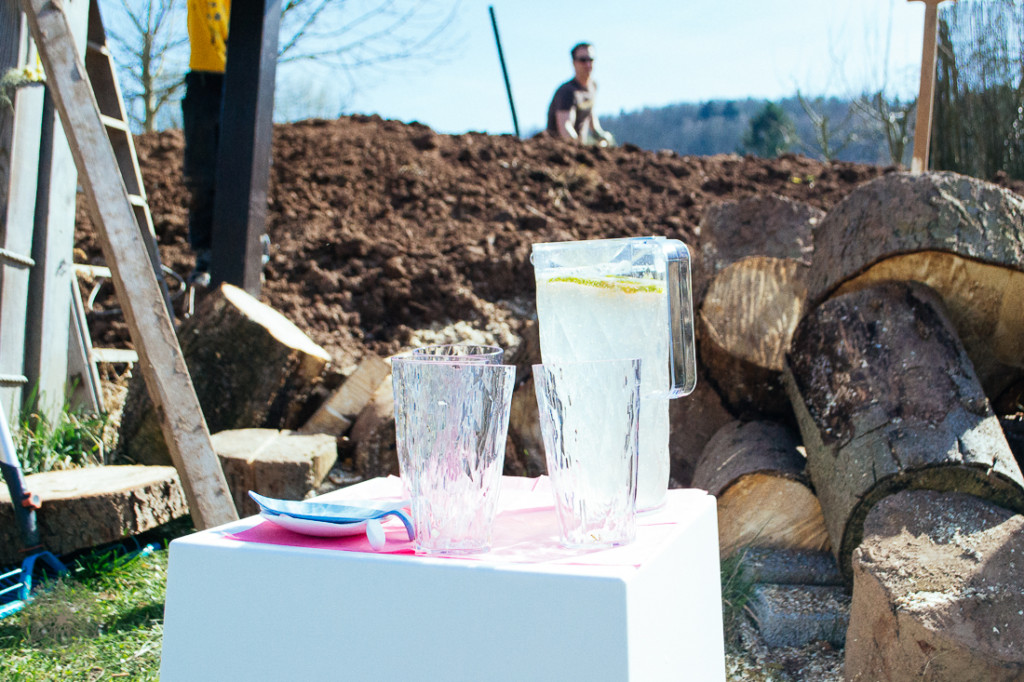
[78,114,1010,366]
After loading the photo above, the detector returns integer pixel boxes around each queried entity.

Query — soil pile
[74,115,1021,367]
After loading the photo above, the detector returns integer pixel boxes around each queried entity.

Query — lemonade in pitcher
[532,237,696,511]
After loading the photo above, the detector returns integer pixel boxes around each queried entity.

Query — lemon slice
[547,276,664,294]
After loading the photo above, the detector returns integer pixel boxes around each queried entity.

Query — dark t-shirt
[546,78,597,137]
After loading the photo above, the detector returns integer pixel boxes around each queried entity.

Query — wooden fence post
[909,0,954,174]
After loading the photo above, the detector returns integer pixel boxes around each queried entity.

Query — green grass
[720,548,757,645]
[0,549,167,680]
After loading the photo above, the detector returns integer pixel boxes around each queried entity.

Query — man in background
[546,42,614,146]
[183,0,230,284]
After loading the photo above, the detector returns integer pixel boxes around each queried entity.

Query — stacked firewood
[688,172,1024,679]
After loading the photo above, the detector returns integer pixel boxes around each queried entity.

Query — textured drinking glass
[410,344,504,363]
[534,358,641,548]
[392,358,515,555]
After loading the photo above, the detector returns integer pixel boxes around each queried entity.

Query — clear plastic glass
[531,236,695,512]
[410,344,504,363]
[534,358,641,548]
[392,358,515,555]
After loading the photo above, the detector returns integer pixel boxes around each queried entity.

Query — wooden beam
[211,0,280,295]
[23,0,87,420]
[1,6,43,421]
[19,0,238,529]
[909,0,953,174]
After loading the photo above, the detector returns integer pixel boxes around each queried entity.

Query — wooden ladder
[80,0,176,319]
[20,0,238,528]
[66,0,183,388]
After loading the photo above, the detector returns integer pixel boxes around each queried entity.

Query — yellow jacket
[188,0,231,73]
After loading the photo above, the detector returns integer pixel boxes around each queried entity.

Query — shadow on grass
[104,602,165,635]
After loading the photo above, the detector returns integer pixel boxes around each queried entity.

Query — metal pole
[489,6,520,138]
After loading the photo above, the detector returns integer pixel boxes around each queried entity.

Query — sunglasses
[575,57,594,63]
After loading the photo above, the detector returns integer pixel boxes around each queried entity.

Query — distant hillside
[603,97,906,166]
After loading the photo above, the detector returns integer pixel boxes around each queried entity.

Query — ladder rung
[0,246,35,268]
[128,194,147,207]
[74,263,112,278]
[91,348,138,364]
[99,114,129,132]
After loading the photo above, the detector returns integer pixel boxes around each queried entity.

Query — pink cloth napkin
[227,476,707,568]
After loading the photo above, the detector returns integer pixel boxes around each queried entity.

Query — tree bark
[805,171,1024,401]
[692,420,829,558]
[698,256,807,420]
[785,281,1024,584]
[696,193,823,304]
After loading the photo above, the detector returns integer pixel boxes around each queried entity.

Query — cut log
[805,171,1024,401]
[0,465,186,565]
[299,353,390,436]
[846,490,1024,680]
[668,364,734,487]
[504,321,548,478]
[784,280,1024,583]
[211,428,337,516]
[696,193,823,304]
[698,256,807,419]
[504,375,547,477]
[692,420,829,558]
[117,283,331,465]
[350,375,399,480]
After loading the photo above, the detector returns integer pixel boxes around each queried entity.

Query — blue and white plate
[248,491,414,544]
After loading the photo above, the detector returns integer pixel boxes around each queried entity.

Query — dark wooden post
[211,0,280,296]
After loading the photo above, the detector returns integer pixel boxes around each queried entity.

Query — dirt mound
[74,115,1019,366]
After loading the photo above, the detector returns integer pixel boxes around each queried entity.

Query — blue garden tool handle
[0,403,41,550]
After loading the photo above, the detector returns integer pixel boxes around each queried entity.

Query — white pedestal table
[160,476,725,681]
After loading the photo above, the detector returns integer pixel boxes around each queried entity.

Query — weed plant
[12,389,111,474]
[720,547,756,645]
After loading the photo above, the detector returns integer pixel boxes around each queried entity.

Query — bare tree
[852,91,915,167]
[795,90,859,161]
[101,0,463,131]
[103,0,189,132]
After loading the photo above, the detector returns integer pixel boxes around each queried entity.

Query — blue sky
[331,0,929,136]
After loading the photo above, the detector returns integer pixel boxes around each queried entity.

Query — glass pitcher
[531,236,696,511]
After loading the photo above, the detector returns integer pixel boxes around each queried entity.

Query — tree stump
[0,465,186,565]
[784,281,1024,583]
[692,420,828,558]
[211,428,338,516]
[805,171,1024,402]
[117,284,332,465]
[846,490,1024,680]
[698,256,807,419]
[696,193,823,303]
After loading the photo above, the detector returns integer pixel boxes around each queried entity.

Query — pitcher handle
[663,240,697,397]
